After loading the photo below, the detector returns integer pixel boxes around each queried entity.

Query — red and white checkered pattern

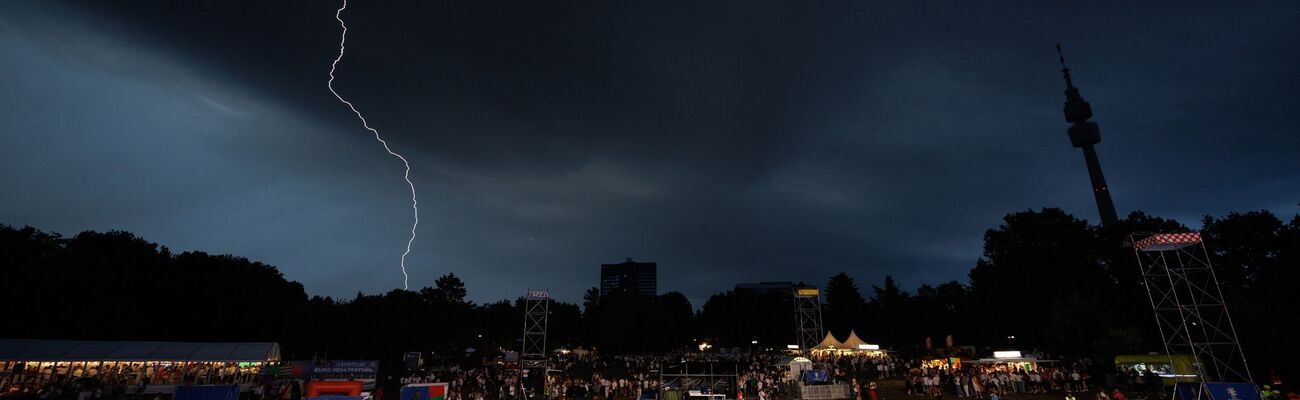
[1134,232,1202,252]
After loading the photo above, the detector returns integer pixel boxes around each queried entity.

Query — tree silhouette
[3,208,1298,383]
[866,276,912,348]
[824,272,866,339]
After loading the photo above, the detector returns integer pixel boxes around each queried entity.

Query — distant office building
[600,258,657,297]
[734,282,796,303]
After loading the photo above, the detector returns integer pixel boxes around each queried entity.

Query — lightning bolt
[327,0,418,290]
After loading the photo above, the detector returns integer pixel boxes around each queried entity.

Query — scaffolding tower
[521,289,550,396]
[1130,232,1253,390]
[793,287,824,352]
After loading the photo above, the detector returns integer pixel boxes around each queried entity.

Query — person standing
[1095,389,1110,400]
[959,374,970,398]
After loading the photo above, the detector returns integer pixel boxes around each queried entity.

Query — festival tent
[0,339,280,362]
[788,357,814,379]
[0,339,281,388]
[811,332,881,354]
[840,331,867,349]
[813,332,844,350]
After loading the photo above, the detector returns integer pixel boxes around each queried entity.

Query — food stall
[966,351,1056,372]
[1114,354,1199,385]
[0,339,280,388]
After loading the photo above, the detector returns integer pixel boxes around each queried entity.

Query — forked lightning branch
[326,0,420,290]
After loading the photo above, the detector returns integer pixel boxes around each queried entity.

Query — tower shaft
[1081,145,1119,224]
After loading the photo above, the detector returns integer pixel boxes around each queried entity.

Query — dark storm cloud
[1,1,1297,305]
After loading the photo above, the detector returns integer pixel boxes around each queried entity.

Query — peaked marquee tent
[811,331,882,355]
[813,332,843,350]
[841,331,867,350]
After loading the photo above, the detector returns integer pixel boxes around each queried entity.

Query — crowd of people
[895,361,1174,400]
[396,352,799,400]
[903,365,1095,398]
[0,374,137,400]
[0,361,266,400]
[0,351,1238,400]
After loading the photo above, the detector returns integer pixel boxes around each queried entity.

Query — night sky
[2,1,1297,305]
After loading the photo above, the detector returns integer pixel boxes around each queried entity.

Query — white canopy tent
[0,339,280,362]
[813,332,843,350]
[811,331,882,355]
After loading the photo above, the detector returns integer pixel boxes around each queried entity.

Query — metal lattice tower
[793,287,824,352]
[1130,232,1253,387]
[521,289,550,370]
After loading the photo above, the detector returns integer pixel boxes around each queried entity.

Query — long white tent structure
[0,339,280,362]
[0,339,281,388]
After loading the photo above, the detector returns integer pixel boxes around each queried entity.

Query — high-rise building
[600,258,656,298]
[1057,45,1119,225]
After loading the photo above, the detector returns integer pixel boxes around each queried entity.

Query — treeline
[789,209,1298,384]
[0,225,689,359]
[2,207,1297,382]
[0,227,306,343]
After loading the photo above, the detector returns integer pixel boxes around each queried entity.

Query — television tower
[1057,45,1119,225]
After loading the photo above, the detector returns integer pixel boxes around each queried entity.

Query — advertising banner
[1175,382,1260,400]
[404,352,423,368]
[401,383,449,400]
[174,385,240,400]
[312,360,379,380]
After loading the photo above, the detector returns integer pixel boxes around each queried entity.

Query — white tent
[0,339,280,362]
[841,331,867,349]
[814,332,844,350]
[789,357,814,378]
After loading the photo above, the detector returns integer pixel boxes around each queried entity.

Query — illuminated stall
[920,357,962,370]
[966,351,1056,372]
[810,331,885,356]
[1114,354,1199,385]
[0,339,280,387]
